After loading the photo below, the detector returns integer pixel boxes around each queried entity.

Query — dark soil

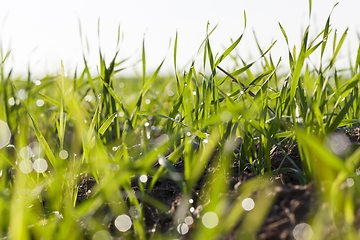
[76,127,360,239]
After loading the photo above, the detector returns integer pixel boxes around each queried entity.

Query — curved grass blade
[98,112,117,135]
[325,90,358,134]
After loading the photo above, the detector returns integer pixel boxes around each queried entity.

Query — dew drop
[202,212,219,229]
[190,207,195,213]
[33,158,48,173]
[145,99,151,104]
[144,122,150,127]
[189,199,194,204]
[98,94,102,99]
[192,91,196,95]
[175,114,181,122]
[184,82,188,86]
[203,133,210,144]
[34,79,41,86]
[0,120,11,149]
[118,111,124,117]
[112,146,118,151]
[242,198,255,211]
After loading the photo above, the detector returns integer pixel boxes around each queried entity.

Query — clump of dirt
[76,127,360,239]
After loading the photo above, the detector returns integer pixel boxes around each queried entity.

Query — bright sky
[1,0,359,78]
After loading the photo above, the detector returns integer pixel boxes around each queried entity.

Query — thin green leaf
[98,112,117,135]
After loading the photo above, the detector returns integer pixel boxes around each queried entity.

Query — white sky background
[0,0,359,78]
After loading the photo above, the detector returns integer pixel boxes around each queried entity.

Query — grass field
[1,3,360,240]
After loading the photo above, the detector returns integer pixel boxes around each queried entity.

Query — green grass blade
[142,38,146,85]
[215,32,244,67]
[14,86,57,167]
[325,91,358,133]
[98,112,117,135]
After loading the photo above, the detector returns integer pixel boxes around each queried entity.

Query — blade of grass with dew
[131,56,165,128]
[166,93,183,132]
[13,86,57,168]
[137,111,207,139]
[38,92,61,108]
[59,61,67,150]
[98,111,118,136]
[101,80,131,125]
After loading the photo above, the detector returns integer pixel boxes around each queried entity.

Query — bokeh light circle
[242,198,255,211]
[19,160,33,174]
[139,175,148,183]
[177,223,189,235]
[115,214,132,232]
[293,223,313,240]
[184,216,194,225]
[33,158,48,173]
[201,212,219,229]
[20,146,33,159]
[59,150,69,159]
[92,230,112,240]
[29,141,42,156]
[0,120,11,149]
